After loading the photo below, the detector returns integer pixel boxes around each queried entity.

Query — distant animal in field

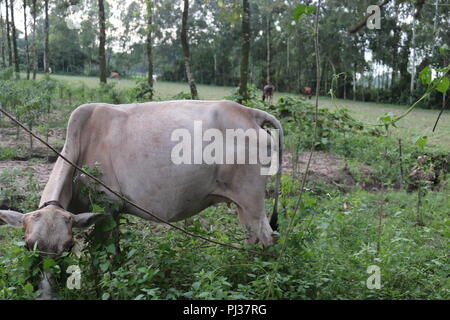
[152,74,158,82]
[110,72,121,80]
[303,86,313,99]
[262,84,276,104]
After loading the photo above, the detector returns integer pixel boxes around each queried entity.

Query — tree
[238,0,250,101]
[31,0,37,79]
[4,0,12,67]
[43,0,49,73]
[181,0,198,99]
[0,0,6,67]
[98,0,107,83]
[146,0,154,99]
[9,0,20,78]
[23,0,31,79]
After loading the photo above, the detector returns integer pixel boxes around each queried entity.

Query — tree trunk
[213,53,217,85]
[0,1,6,67]
[5,0,12,67]
[181,0,198,99]
[31,0,36,79]
[98,0,107,83]
[23,0,30,79]
[266,13,270,84]
[238,0,250,102]
[146,0,154,100]
[410,18,416,104]
[43,0,49,73]
[10,0,20,78]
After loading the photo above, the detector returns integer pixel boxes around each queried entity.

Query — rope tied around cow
[0,105,275,258]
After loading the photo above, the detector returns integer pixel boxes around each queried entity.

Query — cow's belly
[116,162,220,222]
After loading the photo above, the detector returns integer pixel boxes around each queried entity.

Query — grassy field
[32,73,449,150]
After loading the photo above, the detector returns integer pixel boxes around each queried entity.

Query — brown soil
[282,150,378,190]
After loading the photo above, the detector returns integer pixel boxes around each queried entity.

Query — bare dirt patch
[282,150,377,190]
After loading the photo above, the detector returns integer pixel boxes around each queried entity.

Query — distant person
[262,84,275,104]
[110,72,121,80]
[303,86,313,99]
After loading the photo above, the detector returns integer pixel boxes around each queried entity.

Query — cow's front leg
[37,271,56,300]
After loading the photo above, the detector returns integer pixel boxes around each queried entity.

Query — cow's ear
[73,212,107,228]
[0,210,24,227]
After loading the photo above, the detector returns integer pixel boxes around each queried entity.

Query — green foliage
[226,84,262,104]
[133,79,154,101]
[171,91,193,100]
[266,96,381,151]
[293,4,316,21]
[0,148,17,161]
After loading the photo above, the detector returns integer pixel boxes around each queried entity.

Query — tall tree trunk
[238,0,250,102]
[266,13,270,84]
[5,0,12,67]
[23,0,30,79]
[98,0,107,83]
[31,0,36,79]
[10,0,19,78]
[43,0,49,73]
[146,0,154,100]
[0,1,6,67]
[181,0,198,99]
[410,18,416,104]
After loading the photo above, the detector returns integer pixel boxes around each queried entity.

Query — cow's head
[0,205,104,257]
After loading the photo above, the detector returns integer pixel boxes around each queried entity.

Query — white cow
[0,100,283,298]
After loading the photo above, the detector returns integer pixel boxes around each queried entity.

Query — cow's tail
[253,109,283,231]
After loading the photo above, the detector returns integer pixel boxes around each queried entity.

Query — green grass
[29,73,450,150]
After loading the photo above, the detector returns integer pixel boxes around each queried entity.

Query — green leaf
[413,135,428,149]
[99,262,110,272]
[24,282,34,294]
[293,5,316,21]
[192,281,201,290]
[43,258,56,272]
[378,112,394,124]
[436,76,449,93]
[419,66,432,85]
[106,244,116,255]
